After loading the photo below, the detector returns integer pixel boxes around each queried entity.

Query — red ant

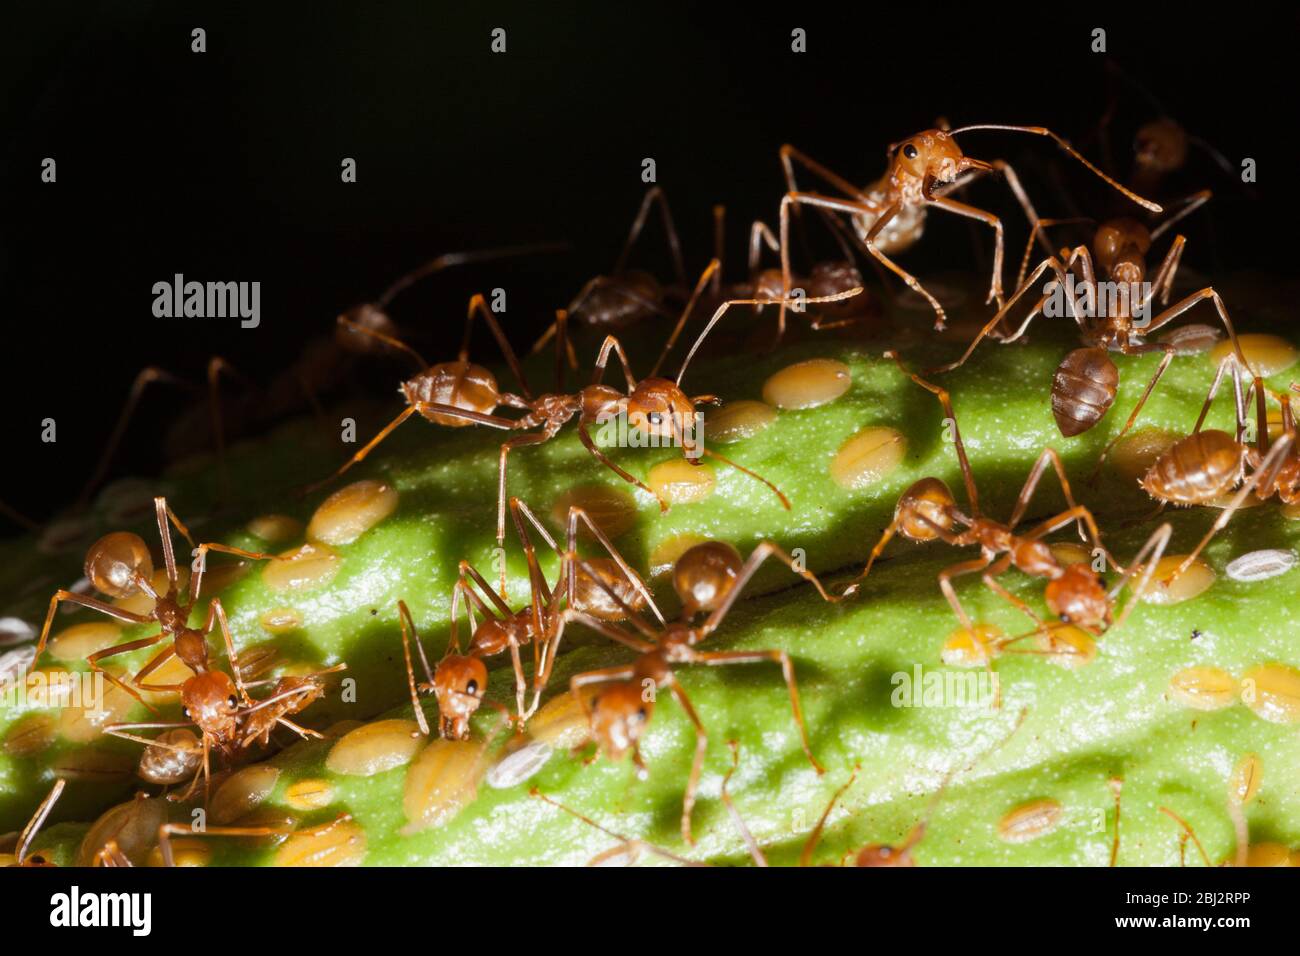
[776,124,1160,336]
[399,497,662,738]
[560,538,836,845]
[840,353,1171,652]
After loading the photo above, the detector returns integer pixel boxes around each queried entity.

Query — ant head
[896,478,958,541]
[403,362,500,425]
[626,378,696,441]
[1044,563,1110,631]
[854,843,918,867]
[432,654,488,739]
[84,532,154,599]
[673,541,743,618]
[571,557,646,622]
[589,681,653,761]
[1094,218,1151,278]
[335,303,400,356]
[181,670,241,742]
[891,130,981,184]
[1134,118,1188,174]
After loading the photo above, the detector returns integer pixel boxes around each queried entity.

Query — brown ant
[28,496,277,712]
[1135,360,1298,586]
[776,125,1161,335]
[840,353,1169,647]
[559,538,836,845]
[2,779,65,867]
[315,267,861,595]
[930,201,1248,465]
[399,498,661,738]
[529,187,689,362]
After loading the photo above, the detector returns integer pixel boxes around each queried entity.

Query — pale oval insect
[260,606,304,634]
[326,719,424,776]
[401,737,486,834]
[79,796,168,866]
[284,778,336,812]
[273,817,367,867]
[648,533,709,579]
[486,740,555,790]
[1035,625,1097,669]
[552,485,638,540]
[1109,427,1180,484]
[307,480,399,546]
[0,646,37,687]
[1159,323,1222,354]
[262,542,342,592]
[246,513,304,544]
[831,426,907,491]
[146,839,212,868]
[1210,333,1298,377]
[1139,556,1215,605]
[1240,664,1300,724]
[1229,753,1262,807]
[1226,549,1297,583]
[647,459,716,504]
[762,358,852,409]
[703,400,777,444]
[59,674,135,743]
[1168,667,1238,711]
[1245,843,1295,867]
[997,798,1063,844]
[47,621,123,661]
[3,713,57,758]
[210,765,281,825]
[1048,542,1092,567]
[941,624,1002,668]
[49,748,135,783]
[527,688,597,750]
[138,728,203,785]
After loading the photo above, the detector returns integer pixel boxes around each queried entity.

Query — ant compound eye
[227,696,239,709]
[636,707,648,721]
[647,411,662,425]
[903,143,919,160]
[182,707,191,720]
[466,680,479,696]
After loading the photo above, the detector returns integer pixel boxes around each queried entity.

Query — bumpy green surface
[3,288,1298,864]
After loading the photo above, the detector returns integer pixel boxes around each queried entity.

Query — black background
[1,2,1295,522]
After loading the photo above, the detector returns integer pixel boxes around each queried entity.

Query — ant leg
[685,647,823,775]
[1190,354,1249,436]
[778,144,864,267]
[980,553,1043,628]
[837,517,901,600]
[207,598,253,704]
[206,356,249,500]
[798,772,858,867]
[575,420,669,512]
[29,590,153,674]
[1015,219,1091,291]
[1009,448,1095,541]
[131,644,177,691]
[553,309,573,392]
[1150,190,1212,244]
[937,555,994,632]
[495,429,555,596]
[16,779,65,863]
[559,502,664,624]
[661,679,710,846]
[927,255,1075,375]
[78,366,193,507]
[152,496,182,592]
[698,540,834,638]
[374,242,569,309]
[304,405,418,494]
[1107,522,1172,630]
[395,602,429,738]
[591,334,639,391]
[335,315,428,369]
[563,607,658,653]
[189,542,278,602]
[1168,434,1294,583]
[1093,344,1177,479]
[1145,236,1187,309]
[86,633,169,712]
[464,293,533,400]
[0,497,37,531]
[1140,288,1254,376]
[157,821,294,867]
[926,195,1006,308]
[885,350,980,515]
[991,160,1054,259]
[720,741,769,866]
[1158,807,1213,867]
[530,789,699,866]
[649,260,720,379]
[613,186,687,287]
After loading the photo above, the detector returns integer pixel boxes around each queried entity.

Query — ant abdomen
[401,362,500,426]
[1051,348,1119,437]
[84,531,154,598]
[1140,430,1245,504]
[896,478,958,541]
[672,541,742,617]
